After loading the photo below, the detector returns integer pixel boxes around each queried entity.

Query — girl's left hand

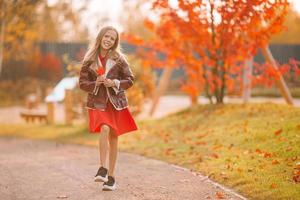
[103,79,116,87]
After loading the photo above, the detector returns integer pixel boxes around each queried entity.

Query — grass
[164,86,300,98]
[251,87,300,98]
[0,103,299,200]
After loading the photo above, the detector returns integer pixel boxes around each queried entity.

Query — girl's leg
[108,130,118,177]
[99,124,110,168]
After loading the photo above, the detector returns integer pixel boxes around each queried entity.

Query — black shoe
[94,167,108,182]
[103,176,117,191]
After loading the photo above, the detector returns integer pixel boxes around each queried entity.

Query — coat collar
[89,57,117,77]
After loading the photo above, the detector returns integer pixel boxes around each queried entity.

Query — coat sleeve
[118,57,134,91]
[79,62,97,93]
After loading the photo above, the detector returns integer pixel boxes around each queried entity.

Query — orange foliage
[122,0,299,103]
[38,53,62,81]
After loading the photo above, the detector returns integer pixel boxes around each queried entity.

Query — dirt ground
[0,137,246,200]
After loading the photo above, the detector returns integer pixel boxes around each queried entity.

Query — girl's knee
[101,124,110,133]
[109,131,118,140]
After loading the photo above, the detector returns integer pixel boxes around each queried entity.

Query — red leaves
[215,191,225,199]
[210,153,219,159]
[124,0,295,103]
[264,152,272,158]
[272,160,280,165]
[39,53,62,80]
[97,67,105,75]
[143,19,155,31]
[255,148,262,154]
[274,128,283,136]
[255,148,273,158]
[164,148,173,156]
[270,183,278,189]
[293,162,300,183]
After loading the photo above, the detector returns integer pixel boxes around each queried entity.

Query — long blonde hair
[83,26,122,66]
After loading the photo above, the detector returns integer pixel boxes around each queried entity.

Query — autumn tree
[35,0,88,42]
[120,0,155,41]
[271,6,300,44]
[0,0,43,76]
[127,0,292,104]
[0,0,88,78]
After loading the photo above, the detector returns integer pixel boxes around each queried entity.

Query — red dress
[88,54,138,136]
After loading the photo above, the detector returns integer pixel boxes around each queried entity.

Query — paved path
[0,137,246,200]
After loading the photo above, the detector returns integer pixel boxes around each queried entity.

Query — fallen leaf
[272,160,280,165]
[291,156,298,161]
[274,128,282,136]
[255,149,262,154]
[270,183,278,189]
[243,150,250,155]
[195,141,207,145]
[179,179,190,183]
[164,148,173,156]
[228,144,234,150]
[57,195,68,199]
[293,162,300,183]
[210,153,219,159]
[197,133,208,139]
[286,147,293,152]
[264,152,272,158]
[213,144,223,150]
[215,191,225,199]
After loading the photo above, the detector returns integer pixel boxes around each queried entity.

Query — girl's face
[101,30,117,50]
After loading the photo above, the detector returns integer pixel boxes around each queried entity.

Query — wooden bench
[20,111,48,123]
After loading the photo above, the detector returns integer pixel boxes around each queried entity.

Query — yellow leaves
[237,168,243,173]
[212,144,223,150]
[195,141,207,145]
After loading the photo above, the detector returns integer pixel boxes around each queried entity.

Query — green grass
[0,103,299,200]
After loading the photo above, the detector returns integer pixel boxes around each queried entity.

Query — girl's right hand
[95,75,105,86]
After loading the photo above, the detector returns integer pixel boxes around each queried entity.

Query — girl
[79,26,138,191]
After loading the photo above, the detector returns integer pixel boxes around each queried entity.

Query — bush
[125,55,157,116]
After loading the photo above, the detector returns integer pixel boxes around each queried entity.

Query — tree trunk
[242,57,253,103]
[202,66,213,104]
[0,2,5,76]
[261,46,293,105]
[149,67,173,116]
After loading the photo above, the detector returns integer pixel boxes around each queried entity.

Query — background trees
[0,0,88,79]
[124,0,298,104]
